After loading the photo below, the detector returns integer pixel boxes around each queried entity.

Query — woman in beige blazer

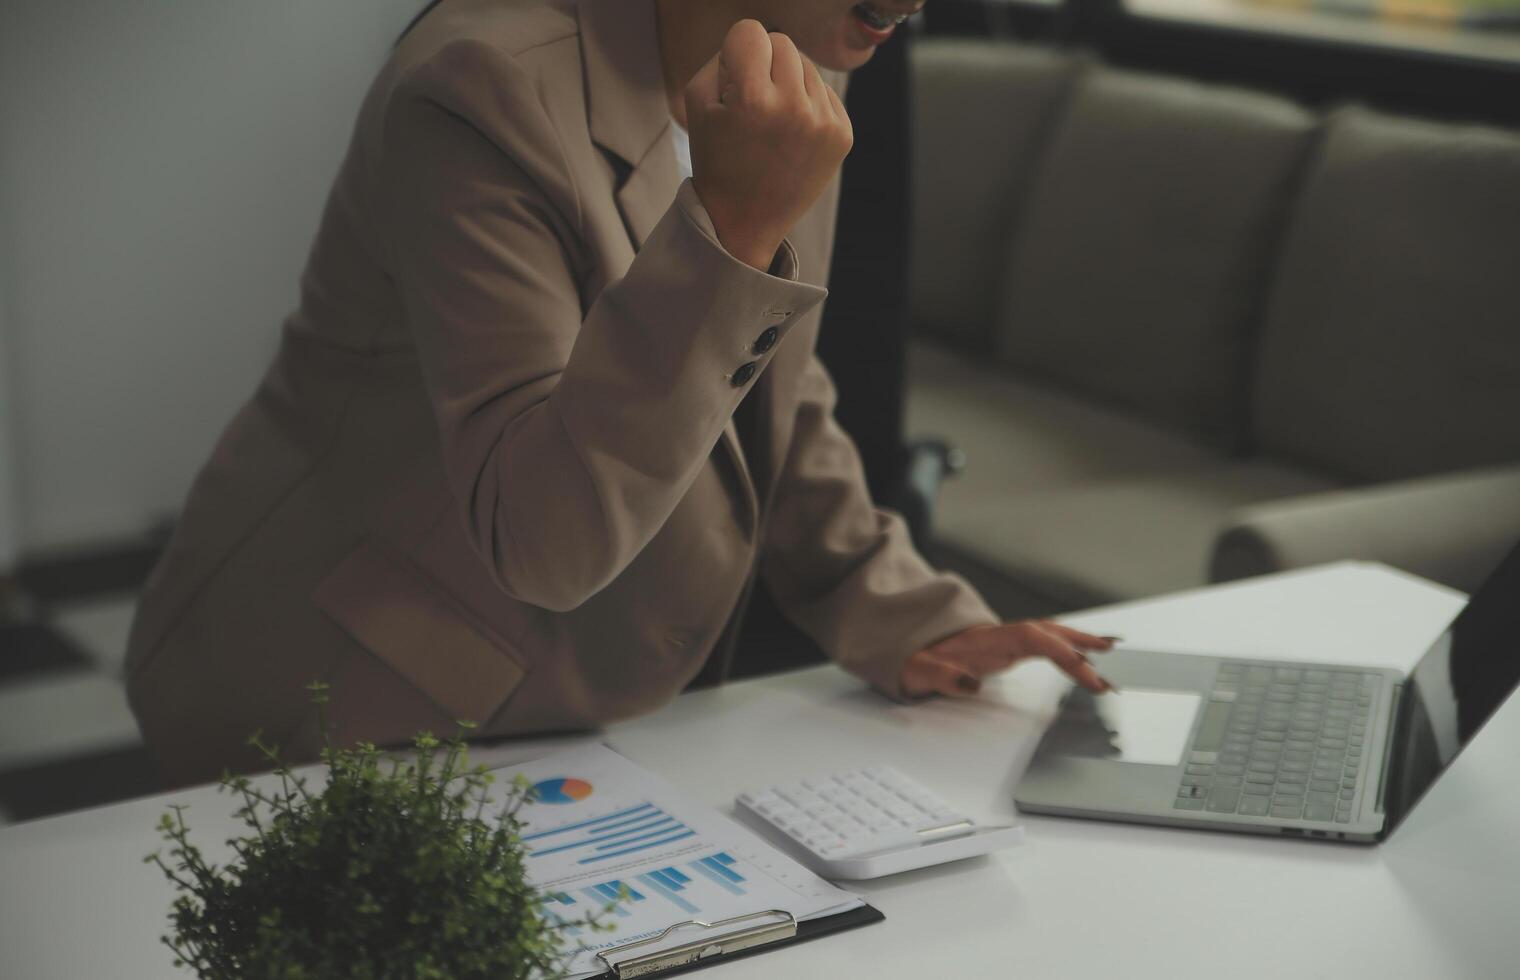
[125,0,1115,787]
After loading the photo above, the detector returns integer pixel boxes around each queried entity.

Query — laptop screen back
[1381,542,1520,835]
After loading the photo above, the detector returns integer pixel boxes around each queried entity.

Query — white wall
[0,276,20,569]
[0,0,424,561]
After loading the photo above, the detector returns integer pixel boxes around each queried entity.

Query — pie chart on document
[531,777,594,804]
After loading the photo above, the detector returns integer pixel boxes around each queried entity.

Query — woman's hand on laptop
[901,622,1118,699]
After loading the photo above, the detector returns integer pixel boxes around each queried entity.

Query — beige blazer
[125,0,996,786]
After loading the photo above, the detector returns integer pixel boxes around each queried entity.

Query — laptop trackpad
[1045,688,1202,767]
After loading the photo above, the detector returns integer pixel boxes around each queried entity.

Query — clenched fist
[684,20,854,271]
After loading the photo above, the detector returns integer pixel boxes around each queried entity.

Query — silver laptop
[1014,542,1520,843]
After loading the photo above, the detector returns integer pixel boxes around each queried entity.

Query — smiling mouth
[851,1,919,30]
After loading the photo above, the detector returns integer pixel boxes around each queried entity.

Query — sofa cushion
[1253,106,1520,482]
[906,341,1339,607]
[909,40,1084,353]
[994,67,1316,449]
[943,463,1338,608]
[907,340,1225,493]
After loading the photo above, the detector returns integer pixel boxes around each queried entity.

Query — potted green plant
[146,682,602,979]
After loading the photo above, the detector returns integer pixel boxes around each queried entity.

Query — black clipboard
[592,902,884,978]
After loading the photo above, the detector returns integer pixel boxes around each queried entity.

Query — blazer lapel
[615,136,683,251]
[577,0,761,531]
[578,0,680,249]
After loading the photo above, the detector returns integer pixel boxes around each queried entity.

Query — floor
[0,545,162,826]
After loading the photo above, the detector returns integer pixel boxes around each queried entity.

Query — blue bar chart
[522,801,697,866]
[689,852,746,895]
[539,880,651,931]
[634,852,751,915]
[539,891,584,936]
[541,852,754,924]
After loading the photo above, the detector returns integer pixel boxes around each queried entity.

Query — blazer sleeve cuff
[673,179,810,286]
[852,577,1002,703]
[556,180,826,439]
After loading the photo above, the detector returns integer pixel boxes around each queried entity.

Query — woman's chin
[833,44,879,71]
[808,27,882,72]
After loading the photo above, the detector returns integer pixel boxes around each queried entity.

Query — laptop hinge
[1374,683,1405,815]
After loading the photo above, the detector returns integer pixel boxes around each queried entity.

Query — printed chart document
[492,744,864,978]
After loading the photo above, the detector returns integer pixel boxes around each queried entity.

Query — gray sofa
[904,39,1520,616]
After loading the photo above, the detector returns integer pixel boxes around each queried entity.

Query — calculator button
[1238,796,1271,816]
[741,766,991,865]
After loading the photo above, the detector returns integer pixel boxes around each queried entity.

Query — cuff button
[752,326,780,355]
[730,362,757,387]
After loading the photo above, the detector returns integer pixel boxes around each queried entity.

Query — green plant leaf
[146,682,585,980]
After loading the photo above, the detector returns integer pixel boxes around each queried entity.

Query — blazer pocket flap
[313,540,527,725]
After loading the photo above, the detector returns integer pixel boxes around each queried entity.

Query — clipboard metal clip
[594,908,798,979]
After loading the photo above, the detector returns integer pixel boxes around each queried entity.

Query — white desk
[4,562,1518,979]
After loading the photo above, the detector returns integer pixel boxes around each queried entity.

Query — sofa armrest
[1210,465,1520,593]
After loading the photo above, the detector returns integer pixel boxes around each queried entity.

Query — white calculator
[734,765,1024,879]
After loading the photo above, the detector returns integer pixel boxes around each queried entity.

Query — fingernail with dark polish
[957,673,982,694]
[1101,635,1123,643]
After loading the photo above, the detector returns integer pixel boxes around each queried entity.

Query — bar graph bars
[540,880,650,930]
[522,801,697,865]
[637,868,699,914]
[539,853,752,931]
[689,853,746,895]
[580,881,645,918]
[540,891,585,936]
[636,853,749,914]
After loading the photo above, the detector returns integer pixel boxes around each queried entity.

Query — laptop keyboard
[1174,665,1378,823]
